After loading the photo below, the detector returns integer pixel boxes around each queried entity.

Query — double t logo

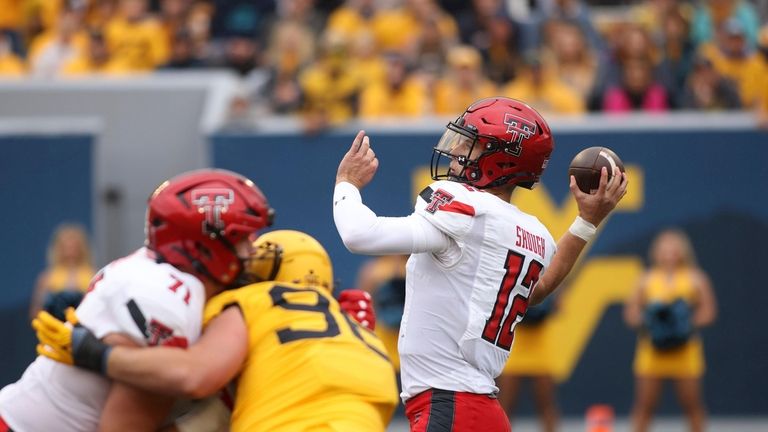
[191,188,235,234]
[425,188,455,214]
[503,113,537,155]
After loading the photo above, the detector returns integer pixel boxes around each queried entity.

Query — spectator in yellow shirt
[631,0,694,42]
[266,20,315,81]
[433,45,497,115]
[23,0,65,39]
[85,0,118,31]
[546,20,598,103]
[0,0,23,32]
[359,52,428,119]
[350,31,387,86]
[27,5,89,78]
[62,30,111,76]
[698,18,766,106]
[371,0,457,53]
[326,0,377,43]
[299,33,361,131]
[103,0,169,73]
[502,54,585,115]
[260,20,315,117]
[0,33,24,76]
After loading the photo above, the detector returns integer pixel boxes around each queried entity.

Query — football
[568,147,625,194]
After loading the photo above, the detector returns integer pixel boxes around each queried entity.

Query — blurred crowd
[1,0,767,129]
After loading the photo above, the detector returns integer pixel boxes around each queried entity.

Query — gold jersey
[204,282,399,432]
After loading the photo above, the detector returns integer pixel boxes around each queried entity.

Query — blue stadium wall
[2,128,766,418]
[1,135,93,388]
[212,128,768,416]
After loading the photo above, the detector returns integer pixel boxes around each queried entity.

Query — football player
[34,230,399,432]
[332,97,628,431]
[0,169,273,431]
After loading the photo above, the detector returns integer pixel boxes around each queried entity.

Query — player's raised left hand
[336,130,379,189]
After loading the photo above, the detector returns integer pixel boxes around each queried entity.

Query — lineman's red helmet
[146,169,274,286]
[431,97,554,189]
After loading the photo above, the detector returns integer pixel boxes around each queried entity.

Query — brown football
[568,147,625,194]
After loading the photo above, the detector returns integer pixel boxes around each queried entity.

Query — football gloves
[338,289,376,331]
[32,308,112,374]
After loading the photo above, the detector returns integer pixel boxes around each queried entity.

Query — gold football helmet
[246,230,333,291]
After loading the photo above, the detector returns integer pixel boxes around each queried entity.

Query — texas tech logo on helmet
[503,113,537,154]
[191,188,235,233]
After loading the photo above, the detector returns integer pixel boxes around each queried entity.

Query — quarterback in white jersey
[399,179,556,398]
[0,169,273,432]
[333,97,627,432]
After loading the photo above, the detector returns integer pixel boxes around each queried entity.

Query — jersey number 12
[482,250,543,350]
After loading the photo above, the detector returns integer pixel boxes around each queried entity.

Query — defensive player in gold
[35,230,399,432]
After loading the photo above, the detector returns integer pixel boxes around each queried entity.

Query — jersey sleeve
[203,289,242,327]
[203,283,271,326]
[333,182,452,255]
[203,283,273,343]
[77,263,203,348]
[414,180,478,239]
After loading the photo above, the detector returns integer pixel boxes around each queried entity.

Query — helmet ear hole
[195,242,213,260]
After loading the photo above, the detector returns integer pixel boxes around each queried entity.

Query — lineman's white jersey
[399,180,556,400]
[0,248,205,432]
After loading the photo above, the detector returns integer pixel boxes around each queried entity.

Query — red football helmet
[145,169,274,286]
[431,97,554,189]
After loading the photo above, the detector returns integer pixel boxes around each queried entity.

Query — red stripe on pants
[405,389,511,432]
[0,415,10,432]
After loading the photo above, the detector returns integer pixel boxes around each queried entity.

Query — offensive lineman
[34,230,399,432]
[0,169,273,431]
[332,97,628,431]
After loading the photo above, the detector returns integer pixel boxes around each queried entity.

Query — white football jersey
[0,248,205,432]
[399,180,556,400]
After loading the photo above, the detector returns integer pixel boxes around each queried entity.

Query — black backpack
[644,299,693,350]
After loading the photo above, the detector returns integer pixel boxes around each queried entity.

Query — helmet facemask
[431,118,507,188]
[239,230,335,292]
[431,120,479,184]
[241,240,283,285]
